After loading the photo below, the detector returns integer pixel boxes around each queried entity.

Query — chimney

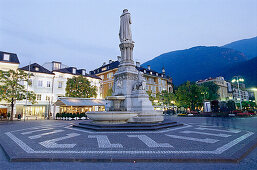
[147,65,151,70]
[117,56,121,62]
[109,60,112,64]
[136,62,140,67]
[102,62,106,66]
[162,67,165,74]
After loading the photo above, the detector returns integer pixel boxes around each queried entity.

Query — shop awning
[54,97,106,107]
[0,105,8,108]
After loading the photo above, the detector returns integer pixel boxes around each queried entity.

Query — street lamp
[231,76,244,110]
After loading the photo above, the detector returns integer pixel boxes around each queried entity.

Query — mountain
[142,46,247,85]
[223,36,257,59]
[222,56,257,87]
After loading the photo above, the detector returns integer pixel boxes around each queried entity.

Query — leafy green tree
[146,91,155,104]
[200,82,219,101]
[65,75,97,98]
[156,90,175,106]
[0,70,36,120]
[227,100,236,112]
[175,81,205,110]
[238,101,257,109]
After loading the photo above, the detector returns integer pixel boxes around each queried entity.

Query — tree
[227,100,236,113]
[65,75,97,98]
[146,91,155,104]
[175,81,205,110]
[200,82,219,101]
[157,90,175,106]
[0,70,36,121]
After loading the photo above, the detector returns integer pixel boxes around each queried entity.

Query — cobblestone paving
[1,117,257,169]
[1,117,257,163]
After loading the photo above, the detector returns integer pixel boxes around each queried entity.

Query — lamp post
[231,76,244,110]
[250,88,257,107]
[24,61,31,121]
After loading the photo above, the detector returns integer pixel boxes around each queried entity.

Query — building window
[102,67,107,71]
[3,54,10,61]
[107,72,113,79]
[82,70,86,75]
[53,62,61,70]
[36,94,41,101]
[46,96,50,101]
[58,82,62,88]
[109,83,112,89]
[38,80,43,87]
[72,68,76,74]
[47,81,51,87]
[35,67,39,71]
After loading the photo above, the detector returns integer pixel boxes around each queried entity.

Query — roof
[54,97,106,106]
[90,61,119,75]
[54,67,101,79]
[196,77,219,83]
[0,51,20,64]
[136,66,170,79]
[20,63,54,75]
[90,60,170,79]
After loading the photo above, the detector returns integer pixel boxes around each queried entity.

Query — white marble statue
[119,9,133,43]
[133,71,146,91]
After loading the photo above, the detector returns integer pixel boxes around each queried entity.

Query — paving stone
[0,117,257,163]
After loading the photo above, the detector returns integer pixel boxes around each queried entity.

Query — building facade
[16,61,102,119]
[90,57,173,98]
[0,52,102,120]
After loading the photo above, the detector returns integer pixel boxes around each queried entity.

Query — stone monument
[86,9,163,124]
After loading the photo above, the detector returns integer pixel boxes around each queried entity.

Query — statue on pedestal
[119,9,133,43]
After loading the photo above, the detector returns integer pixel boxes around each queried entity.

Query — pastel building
[90,57,173,98]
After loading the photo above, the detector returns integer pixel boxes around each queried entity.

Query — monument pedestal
[85,9,163,124]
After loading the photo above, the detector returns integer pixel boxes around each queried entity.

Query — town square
[0,0,257,169]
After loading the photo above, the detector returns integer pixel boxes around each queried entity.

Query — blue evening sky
[0,0,256,71]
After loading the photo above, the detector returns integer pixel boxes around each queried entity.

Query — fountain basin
[86,111,138,124]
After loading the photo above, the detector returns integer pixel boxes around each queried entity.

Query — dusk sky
[0,0,256,71]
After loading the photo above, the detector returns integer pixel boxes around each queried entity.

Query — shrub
[71,113,76,119]
[61,113,65,118]
[81,113,86,117]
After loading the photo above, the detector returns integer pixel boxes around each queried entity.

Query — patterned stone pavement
[1,117,257,163]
